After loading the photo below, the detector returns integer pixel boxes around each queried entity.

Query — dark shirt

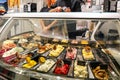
[52,0,81,12]
[71,0,81,12]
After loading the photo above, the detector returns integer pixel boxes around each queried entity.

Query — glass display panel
[1,18,96,40]
[94,20,120,73]
[4,18,67,39]
[0,18,8,28]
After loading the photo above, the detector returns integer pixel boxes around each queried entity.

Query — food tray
[89,61,109,80]
[49,59,73,77]
[52,38,60,44]
[73,60,88,79]
[70,40,79,46]
[21,54,40,69]
[81,48,96,61]
[37,43,52,56]
[9,31,34,40]
[1,48,37,66]
[60,39,70,46]
[35,58,56,73]
[64,47,78,60]
[47,45,65,58]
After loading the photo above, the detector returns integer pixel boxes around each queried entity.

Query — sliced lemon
[39,57,46,63]
[26,57,31,63]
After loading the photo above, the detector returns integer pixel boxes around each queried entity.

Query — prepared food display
[90,61,109,80]
[53,59,71,75]
[48,44,64,57]
[33,35,41,41]
[9,52,29,66]
[52,38,59,43]
[2,47,24,62]
[65,47,77,60]
[93,66,108,80]
[61,39,68,43]
[0,31,119,80]
[18,38,28,44]
[74,60,88,78]
[2,40,17,49]
[71,40,79,44]
[82,46,95,61]
[81,40,89,45]
[37,58,56,72]
[37,43,52,54]
[22,56,37,69]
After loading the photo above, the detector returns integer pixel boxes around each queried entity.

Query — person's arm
[47,20,57,29]
[49,6,62,12]
[49,8,57,12]
[40,20,57,32]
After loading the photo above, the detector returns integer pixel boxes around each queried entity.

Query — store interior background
[7,0,120,13]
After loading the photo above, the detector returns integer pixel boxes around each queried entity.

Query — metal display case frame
[0,13,120,80]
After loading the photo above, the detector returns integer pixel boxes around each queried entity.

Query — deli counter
[0,13,120,80]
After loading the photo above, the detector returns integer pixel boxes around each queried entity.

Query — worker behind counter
[40,0,64,37]
[40,0,82,39]
[51,0,82,39]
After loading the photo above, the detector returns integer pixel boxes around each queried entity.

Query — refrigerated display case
[0,13,120,80]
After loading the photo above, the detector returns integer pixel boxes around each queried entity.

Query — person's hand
[43,26,50,32]
[64,7,71,12]
[49,6,62,12]
[54,20,57,23]
[43,20,57,32]
[55,6,62,12]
